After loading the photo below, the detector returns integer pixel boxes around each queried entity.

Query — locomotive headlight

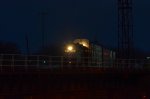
[67,46,73,51]
[65,44,76,53]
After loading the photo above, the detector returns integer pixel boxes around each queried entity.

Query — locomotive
[64,39,116,67]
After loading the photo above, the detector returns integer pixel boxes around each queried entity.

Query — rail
[0,54,149,72]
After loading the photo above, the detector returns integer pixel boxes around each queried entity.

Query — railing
[0,54,149,72]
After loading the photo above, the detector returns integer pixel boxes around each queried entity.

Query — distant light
[146,57,150,59]
[43,60,46,64]
[143,95,147,99]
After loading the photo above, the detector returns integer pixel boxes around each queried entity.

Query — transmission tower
[117,0,134,59]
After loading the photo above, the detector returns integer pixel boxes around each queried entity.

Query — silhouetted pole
[40,12,48,48]
[25,33,30,55]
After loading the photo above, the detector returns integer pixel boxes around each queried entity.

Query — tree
[36,44,63,56]
[0,42,21,54]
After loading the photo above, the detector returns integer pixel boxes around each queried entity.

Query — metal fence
[0,54,149,72]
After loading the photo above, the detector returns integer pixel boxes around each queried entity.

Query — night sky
[0,0,149,53]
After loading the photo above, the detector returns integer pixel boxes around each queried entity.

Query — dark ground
[0,71,149,99]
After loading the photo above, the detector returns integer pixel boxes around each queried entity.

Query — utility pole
[117,0,134,59]
[40,12,48,48]
[25,33,30,55]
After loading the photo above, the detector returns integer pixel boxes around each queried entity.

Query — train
[64,39,116,67]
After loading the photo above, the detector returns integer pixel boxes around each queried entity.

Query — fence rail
[0,54,149,72]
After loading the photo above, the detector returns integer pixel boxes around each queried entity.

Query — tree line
[0,41,63,56]
[0,41,149,59]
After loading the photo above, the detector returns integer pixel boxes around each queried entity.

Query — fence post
[0,54,3,72]
[37,56,39,71]
[88,57,90,68]
[61,56,63,71]
[12,55,15,72]
[25,55,28,72]
[49,56,51,71]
